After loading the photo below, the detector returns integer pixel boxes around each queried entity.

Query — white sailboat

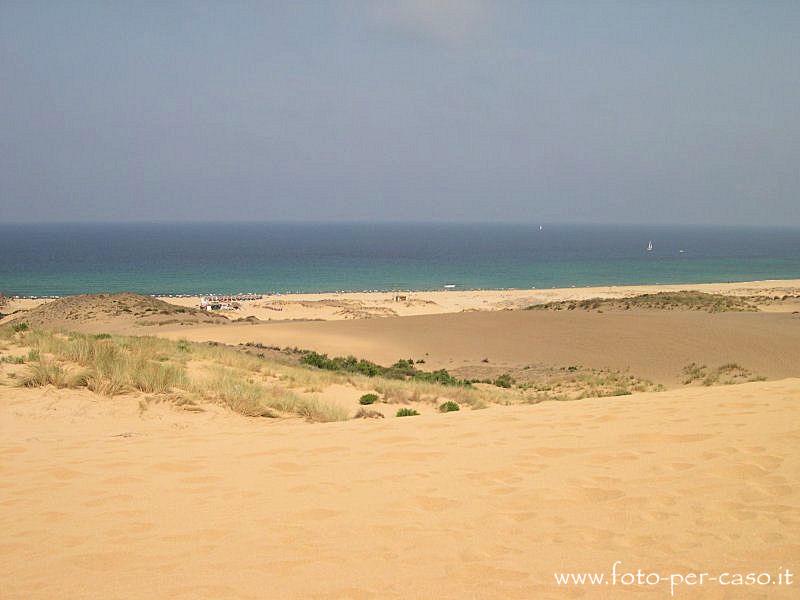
[647,240,654,252]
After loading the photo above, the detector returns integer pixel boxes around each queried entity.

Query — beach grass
[3,327,509,421]
[681,362,766,386]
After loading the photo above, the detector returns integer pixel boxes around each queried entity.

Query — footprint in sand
[415,495,455,512]
[720,463,772,478]
[104,521,156,537]
[39,511,70,523]
[102,475,144,485]
[747,454,783,470]
[294,507,342,520]
[667,462,695,471]
[575,487,626,502]
[309,445,350,455]
[82,493,134,507]
[372,435,418,445]
[621,432,715,444]
[180,475,223,484]
[530,446,591,458]
[44,467,83,481]
[271,461,306,473]
[152,461,201,473]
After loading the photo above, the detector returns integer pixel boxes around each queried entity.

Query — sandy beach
[4,279,800,325]
[2,379,799,599]
[165,279,800,320]
[2,281,799,598]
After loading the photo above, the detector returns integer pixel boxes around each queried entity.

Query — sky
[1,0,799,225]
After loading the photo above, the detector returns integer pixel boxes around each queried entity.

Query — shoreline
[3,276,800,301]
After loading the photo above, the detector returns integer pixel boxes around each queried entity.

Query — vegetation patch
[372,378,489,408]
[528,291,758,313]
[493,373,515,388]
[300,352,470,387]
[1,327,513,421]
[19,359,88,389]
[454,363,664,402]
[396,408,420,417]
[0,354,26,364]
[681,362,766,386]
[9,292,227,329]
[359,393,379,405]
[354,407,384,419]
[3,328,349,422]
[439,401,460,413]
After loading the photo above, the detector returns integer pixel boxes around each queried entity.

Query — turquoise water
[1,223,798,296]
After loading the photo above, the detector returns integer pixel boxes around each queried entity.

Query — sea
[1,222,799,297]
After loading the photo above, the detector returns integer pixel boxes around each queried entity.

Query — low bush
[300,351,470,387]
[396,408,420,417]
[493,373,515,388]
[359,393,379,405]
[439,401,460,412]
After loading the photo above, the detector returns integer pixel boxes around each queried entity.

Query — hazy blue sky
[1,1,798,225]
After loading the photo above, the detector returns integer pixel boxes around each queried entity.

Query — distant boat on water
[647,240,654,252]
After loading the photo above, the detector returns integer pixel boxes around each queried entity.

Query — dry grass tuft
[8,327,523,420]
[681,362,766,386]
[354,407,385,419]
[19,360,86,389]
[195,368,276,417]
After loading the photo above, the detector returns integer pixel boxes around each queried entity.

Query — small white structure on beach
[200,296,246,311]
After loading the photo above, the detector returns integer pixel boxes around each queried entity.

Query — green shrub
[12,322,28,333]
[494,373,515,388]
[359,393,379,405]
[439,401,460,413]
[300,350,470,387]
[93,333,112,340]
[396,408,420,417]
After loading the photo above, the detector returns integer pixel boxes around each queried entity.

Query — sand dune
[1,379,798,598]
[3,284,798,598]
[3,293,227,331]
[5,279,800,326]
[159,279,800,321]
[158,309,800,385]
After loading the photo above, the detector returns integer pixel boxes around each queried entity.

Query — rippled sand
[2,379,798,599]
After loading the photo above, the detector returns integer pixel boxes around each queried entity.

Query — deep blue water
[1,222,799,296]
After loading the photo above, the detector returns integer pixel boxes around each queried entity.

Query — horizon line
[1,219,799,229]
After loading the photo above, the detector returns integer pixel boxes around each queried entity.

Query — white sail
[647,240,653,251]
